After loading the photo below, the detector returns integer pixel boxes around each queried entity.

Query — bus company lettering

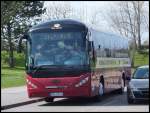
[96,58,130,68]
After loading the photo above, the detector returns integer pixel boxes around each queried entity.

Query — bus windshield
[28,31,88,67]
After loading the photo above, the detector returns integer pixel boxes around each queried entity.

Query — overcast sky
[43,1,149,43]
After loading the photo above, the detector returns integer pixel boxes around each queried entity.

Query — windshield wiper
[62,65,90,71]
[32,65,88,74]
[63,65,77,68]
[32,65,58,74]
[32,65,71,74]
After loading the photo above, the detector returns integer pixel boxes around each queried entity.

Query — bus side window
[111,49,115,58]
[105,48,111,57]
[98,44,105,57]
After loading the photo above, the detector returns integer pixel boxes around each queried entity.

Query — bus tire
[44,97,54,102]
[99,76,104,96]
[117,79,124,94]
[99,82,104,96]
[93,77,104,102]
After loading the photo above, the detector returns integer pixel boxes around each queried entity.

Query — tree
[102,1,149,67]
[89,9,100,26]
[1,1,24,28]
[43,1,72,21]
[143,2,149,31]
[132,1,145,49]
[105,1,148,50]
[1,1,45,68]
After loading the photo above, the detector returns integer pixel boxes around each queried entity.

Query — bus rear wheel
[44,97,54,102]
[117,79,124,94]
[93,81,104,102]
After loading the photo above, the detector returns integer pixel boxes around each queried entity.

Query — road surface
[2,89,149,112]
[1,86,42,107]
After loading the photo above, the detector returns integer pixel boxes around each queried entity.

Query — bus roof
[30,19,87,32]
[29,19,129,49]
[89,28,129,49]
[90,28,128,41]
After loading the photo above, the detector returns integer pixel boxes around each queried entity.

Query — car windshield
[28,31,89,67]
[133,68,149,79]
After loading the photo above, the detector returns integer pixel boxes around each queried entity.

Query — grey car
[127,65,149,104]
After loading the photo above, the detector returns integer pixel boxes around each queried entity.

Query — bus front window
[28,31,88,67]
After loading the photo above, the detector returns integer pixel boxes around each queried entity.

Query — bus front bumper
[27,86,91,98]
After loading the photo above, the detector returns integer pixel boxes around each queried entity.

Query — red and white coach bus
[18,19,131,102]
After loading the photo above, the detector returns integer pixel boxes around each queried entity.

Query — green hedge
[134,50,149,67]
[1,51,25,67]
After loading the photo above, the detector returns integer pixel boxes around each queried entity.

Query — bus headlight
[75,77,89,88]
[27,79,37,89]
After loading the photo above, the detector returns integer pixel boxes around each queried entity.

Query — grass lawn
[1,66,26,88]
[1,49,149,88]
[134,51,149,67]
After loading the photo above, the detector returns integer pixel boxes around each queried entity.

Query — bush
[1,51,9,66]
[134,50,149,67]
[14,51,25,67]
[1,51,25,67]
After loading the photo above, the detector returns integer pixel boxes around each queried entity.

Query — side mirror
[17,34,28,53]
[25,57,34,71]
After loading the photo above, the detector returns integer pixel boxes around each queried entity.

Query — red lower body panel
[28,86,90,98]
[26,74,91,98]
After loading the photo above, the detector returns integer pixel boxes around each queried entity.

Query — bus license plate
[49,92,63,97]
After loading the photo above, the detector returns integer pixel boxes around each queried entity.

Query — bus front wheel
[44,97,54,102]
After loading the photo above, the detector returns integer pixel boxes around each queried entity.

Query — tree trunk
[131,49,135,68]
[7,22,14,68]
[133,35,137,50]
[137,28,141,49]
[137,2,141,49]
